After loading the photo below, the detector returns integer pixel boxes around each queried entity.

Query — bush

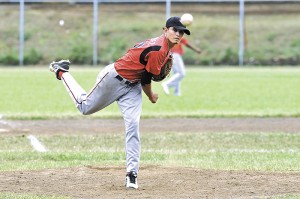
[68,42,92,65]
[1,4,300,66]
[24,48,43,65]
[219,48,238,65]
[0,54,19,65]
[99,38,128,64]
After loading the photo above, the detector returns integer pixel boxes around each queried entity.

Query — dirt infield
[3,117,300,135]
[1,165,300,199]
[1,118,300,198]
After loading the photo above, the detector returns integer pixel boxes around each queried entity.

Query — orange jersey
[114,34,171,82]
[171,37,188,55]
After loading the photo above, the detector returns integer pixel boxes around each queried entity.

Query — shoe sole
[49,63,69,73]
[125,181,138,189]
[126,186,138,189]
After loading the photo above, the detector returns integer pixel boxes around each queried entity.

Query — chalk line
[27,135,47,152]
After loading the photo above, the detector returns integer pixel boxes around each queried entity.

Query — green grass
[1,132,300,171]
[1,67,300,119]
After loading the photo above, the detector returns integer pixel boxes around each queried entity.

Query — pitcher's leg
[61,72,87,109]
[61,64,123,115]
[117,85,142,174]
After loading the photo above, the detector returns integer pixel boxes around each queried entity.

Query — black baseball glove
[152,55,173,82]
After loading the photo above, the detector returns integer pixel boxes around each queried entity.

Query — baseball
[59,19,64,26]
[180,13,193,26]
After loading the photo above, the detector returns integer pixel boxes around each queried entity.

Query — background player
[162,25,201,96]
[49,16,190,189]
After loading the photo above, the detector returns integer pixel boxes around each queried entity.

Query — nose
[175,31,180,36]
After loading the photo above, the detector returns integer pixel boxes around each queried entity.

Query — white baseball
[180,13,193,26]
[59,19,64,26]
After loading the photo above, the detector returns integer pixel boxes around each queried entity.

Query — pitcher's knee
[77,105,94,115]
[81,110,93,115]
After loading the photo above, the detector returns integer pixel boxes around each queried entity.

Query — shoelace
[129,173,137,183]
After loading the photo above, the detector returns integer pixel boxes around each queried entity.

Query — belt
[115,75,138,87]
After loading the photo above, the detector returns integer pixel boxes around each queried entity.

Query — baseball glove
[152,55,173,82]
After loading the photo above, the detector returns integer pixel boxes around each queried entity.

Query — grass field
[1,132,300,172]
[1,66,300,119]
[1,66,300,198]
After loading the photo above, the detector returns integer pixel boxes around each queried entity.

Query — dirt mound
[0,166,299,198]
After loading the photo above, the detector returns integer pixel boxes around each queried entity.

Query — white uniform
[163,53,186,96]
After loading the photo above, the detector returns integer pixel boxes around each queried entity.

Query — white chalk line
[0,114,12,132]
[27,135,47,152]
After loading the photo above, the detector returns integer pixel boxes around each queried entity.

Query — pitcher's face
[164,27,184,46]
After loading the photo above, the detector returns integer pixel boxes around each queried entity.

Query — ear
[163,27,168,33]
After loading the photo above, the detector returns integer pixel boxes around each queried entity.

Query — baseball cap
[166,16,190,35]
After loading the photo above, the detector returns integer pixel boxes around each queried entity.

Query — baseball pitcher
[49,16,190,189]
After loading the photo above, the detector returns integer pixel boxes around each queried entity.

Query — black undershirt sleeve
[141,70,153,86]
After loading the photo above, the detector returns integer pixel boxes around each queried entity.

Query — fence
[1,0,300,2]
[0,1,300,66]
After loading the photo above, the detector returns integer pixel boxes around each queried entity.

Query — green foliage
[24,31,32,41]
[267,32,277,42]
[291,38,300,48]
[0,53,19,65]
[68,41,92,65]
[0,4,300,65]
[24,48,43,65]
[0,49,43,65]
[219,47,238,65]
[99,37,128,64]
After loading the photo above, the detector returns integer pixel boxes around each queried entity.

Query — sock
[58,71,65,79]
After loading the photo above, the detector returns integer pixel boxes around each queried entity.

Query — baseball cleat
[162,82,170,95]
[125,171,138,189]
[49,59,70,80]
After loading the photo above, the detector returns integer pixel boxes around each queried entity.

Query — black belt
[115,75,138,87]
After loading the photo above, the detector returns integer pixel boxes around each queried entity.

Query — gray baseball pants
[61,63,142,174]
